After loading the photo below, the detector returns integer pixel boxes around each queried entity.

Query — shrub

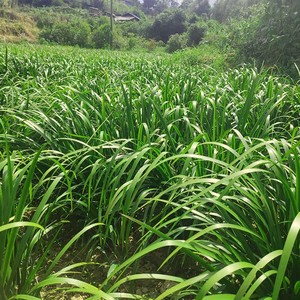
[147,8,187,43]
[73,19,91,47]
[49,22,76,45]
[171,44,227,69]
[120,18,151,37]
[166,33,187,53]
[146,39,156,52]
[187,23,205,46]
[112,27,128,49]
[92,23,110,48]
[126,33,147,50]
[40,18,92,47]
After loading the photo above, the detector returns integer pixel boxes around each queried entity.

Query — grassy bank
[0,9,39,43]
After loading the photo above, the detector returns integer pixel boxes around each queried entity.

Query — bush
[145,39,156,52]
[49,22,76,45]
[187,23,205,46]
[92,23,110,48]
[40,17,91,47]
[73,19,91,47]
[120,18,152,38]
[243,2,300,73]
[112,27,128,49]
[209,1,300,75]
[166,33,187,53]
[147,8,187,43]
[126,33,147,50]
[171,44,227,69]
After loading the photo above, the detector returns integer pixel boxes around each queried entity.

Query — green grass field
[0,43,300,299]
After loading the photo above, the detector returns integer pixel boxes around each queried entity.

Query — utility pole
[110,0,113,49]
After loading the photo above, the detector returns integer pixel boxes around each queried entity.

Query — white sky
[138,0,217,6]
[177,0,217,5]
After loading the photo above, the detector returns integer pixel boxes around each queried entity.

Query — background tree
[166,33,186,52]
[92,0,104,9]
[180,0,211,16]
[249,0,300,70]
[92,23,110,48]
[147,8,186,42]
[0,0,8,7]
[187,23,205,46]
[143,0,155,10]
[214,0,300,74]
[1,0,18,7]
[194,0,210,16]
[212,0,261,22]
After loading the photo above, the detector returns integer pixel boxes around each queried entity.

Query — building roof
[115,13,140,22]
[104,12,140,21]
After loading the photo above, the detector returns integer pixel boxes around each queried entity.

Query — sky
[138,0,218,6]
[176,0,217,6]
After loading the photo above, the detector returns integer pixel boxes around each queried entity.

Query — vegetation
[0,0,299,75]
[0,0,299,298]
[0,9,39,42]
[0,43,300,299]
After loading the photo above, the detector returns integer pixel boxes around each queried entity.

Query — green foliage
[111,26,128,49]
[212,0,262,22]
[187,23,205,46]
[120,17,152,39]
[147,8,187,42]
[0,144,104,298]
[171,44,227,68]
[103,0,142,15]
[92,23,110,48]
[40,18,91,47]
[243,1,300,72]
[214,3,265,65]
[209,0,300,75]
[181,0,211,16]
[1,43,300,299]
[73,19,92,47]
[1,0,299,77]
[166,33,186,53]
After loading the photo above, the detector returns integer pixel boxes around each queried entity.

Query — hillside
[0,9,39,43]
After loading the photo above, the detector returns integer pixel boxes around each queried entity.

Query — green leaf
[31,277,114,300]
[0,222,44,233]
[236,250,282,299]
[9,295,41,300]
[197,262,254,299]
[156,272,210,300]
[203,295,235,300]
[107,263,118,278]
[272,213,300,300]
[44,223,103,278]
[294,281,300,295]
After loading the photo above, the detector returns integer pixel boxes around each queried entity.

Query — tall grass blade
[272,212,300,300]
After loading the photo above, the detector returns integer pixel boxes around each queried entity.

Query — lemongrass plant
[0,43,299,299]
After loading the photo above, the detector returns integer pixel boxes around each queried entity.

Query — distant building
[104,11,117,18]
[105,12,140,22]
[114,13,140,22]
